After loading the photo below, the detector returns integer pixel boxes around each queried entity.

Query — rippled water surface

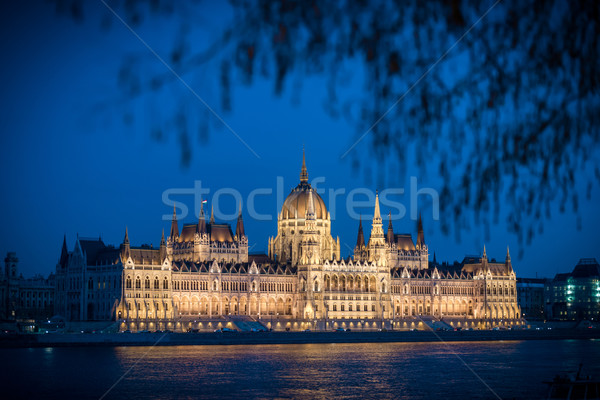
[2,340,600,399]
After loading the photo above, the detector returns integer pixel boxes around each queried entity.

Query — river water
[1,339,599,399]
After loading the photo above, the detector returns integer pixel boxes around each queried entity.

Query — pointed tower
[367,191,386,265]
[159,229,167,262]
[121,227,131,260]
[59,234,69,269]
[373,191,382,224]
[483,245,487,261]
[369,191,384,239]
[386,212,395,245]
[300,147,308,184]
[236,201,245,238]
[354,216,366,261]
[169,204,179,239]
[505,246,512,273]
[356,216,365,248]
[198,202,207,234]
[370,192,384,238]
[416,214,425,249]
[210,205,215,224]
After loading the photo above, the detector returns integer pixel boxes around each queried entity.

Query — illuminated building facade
[54,153,521,331]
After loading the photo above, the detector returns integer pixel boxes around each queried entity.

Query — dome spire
[300,147,308,183]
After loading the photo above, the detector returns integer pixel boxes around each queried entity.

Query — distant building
[0,252,55,323]
[545,258,600,321]
[516,278,547,320]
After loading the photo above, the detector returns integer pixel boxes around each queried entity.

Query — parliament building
[54,153,521,332]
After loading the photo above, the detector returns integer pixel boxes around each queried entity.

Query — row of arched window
[328,303,377,312]
[87,276,119,291]
[487,286,515,296]
[259,282,293,292]
[125,276,169,290]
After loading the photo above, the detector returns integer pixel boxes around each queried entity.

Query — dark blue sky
[1,1,598,279]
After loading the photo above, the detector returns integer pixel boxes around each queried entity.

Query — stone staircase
[229,316,268,332]
[417,316,454,331]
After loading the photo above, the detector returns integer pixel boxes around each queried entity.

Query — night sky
[1,1,598,279]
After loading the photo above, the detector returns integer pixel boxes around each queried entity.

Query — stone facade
[54,153,521,331]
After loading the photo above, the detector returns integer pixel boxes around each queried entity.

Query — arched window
[154,277,160,290]
[135,277,141,289]
[88,278,93,290]
[126,276,132,289]
[163,277,169,290]
[314,281,319,292]
[145,277,150,289]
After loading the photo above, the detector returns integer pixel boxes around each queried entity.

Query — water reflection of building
[545,258,600,321]
[0,252,55,330]
[54,152,521,332]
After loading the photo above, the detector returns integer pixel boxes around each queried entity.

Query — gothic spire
[483,245,487,261]
[387,212,394,244]
[417,213,425,248]
[210,205,215,224]
[236,201,245,238]
[170,204,179,238]
[121,226,131,260]
[300,148,308,184]
[198,201,207,234]
[159,229,166,262]
[369,191,384,242]
[373,190,381,222]
[59,234,68,268]
[356,216,365,248]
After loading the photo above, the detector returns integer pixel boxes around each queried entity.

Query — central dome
[281,184,327,220]
[280,150,328,220]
